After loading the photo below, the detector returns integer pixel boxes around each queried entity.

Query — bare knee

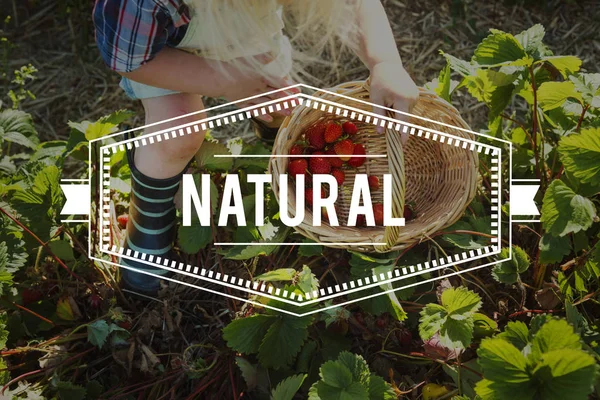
[135,93,206,178]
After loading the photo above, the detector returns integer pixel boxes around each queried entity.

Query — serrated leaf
[538,81,583,111]
[257,315,313,369]
[493,246,530,284]
[558,128,600,189]
[367,375,396,400]
[56,381,86,400]
[436,63,452,102]
[440,317,475,349]
[297,265,319,294]
[0,109,38,149]
[515,24,546,56]
[472,30,527,66]
[540,56,582,78]
[497,321,529,350]
[529,319,582,362]
[0,312,8,350]
[539,234,572,264]
[56,298,75,321]
[442,52,477,76]
[532,349,596,400]
[442,287,482,316]
[48,240,75,261]
[255,268,296,282]
[476,338,533,396]
[223,314,276,354]
[320,361,353,389]
[473,313,498,339]
[541,180,596,236]
[195,140,233,171]
[87,320,111,349]
[419,303,447,341]
[177,222,212,254]
[336,352,370,384]
[569,73,600,107]
[236,357,260,391]
[271,374,307,400]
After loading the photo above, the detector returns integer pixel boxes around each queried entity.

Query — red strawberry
[88,294,102,309]
[397,328,412,346]
[334,139,355,162]
[356,215,366,226]
[117,214,129,229]
[305,123,326,149]
[325,147,344,167]
[373,203,384,225]
[332,169,345,186]
[21,288,42,305]
[290,144,305,155]
[375,316,387,329]
[342,121,358,135]
[288,159,308,176]
[348,144,366,168]
[368,175,380,190]
[324,122,343,143]
[305,187,325,206]
[309,155,331,174]
[404,203,417,221]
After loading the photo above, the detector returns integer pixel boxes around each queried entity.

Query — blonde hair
[181,0,362,83]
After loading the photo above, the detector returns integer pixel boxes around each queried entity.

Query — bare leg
[121,93,205,293]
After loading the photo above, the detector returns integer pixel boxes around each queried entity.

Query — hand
[207,55,299,123]
[369,61,419,142]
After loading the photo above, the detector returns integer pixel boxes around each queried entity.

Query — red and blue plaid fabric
[93,0,190,73]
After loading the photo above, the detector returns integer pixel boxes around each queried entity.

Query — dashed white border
[97,95,503,306]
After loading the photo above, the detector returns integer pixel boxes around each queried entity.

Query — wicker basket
[270,79,478,253]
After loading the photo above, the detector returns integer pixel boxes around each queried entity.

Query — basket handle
[361,78,406,252]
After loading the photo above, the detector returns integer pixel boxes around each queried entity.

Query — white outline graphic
[70,84,521,316]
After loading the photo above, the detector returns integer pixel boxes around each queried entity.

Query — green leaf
[473,313,498,339]
[541,180,596,236]
[321,361,353,389]
[497,321,529,350]
[223,314,276,354]
[271,374,307,400]
[514,24,546,56]
[472,30,527,66]
[0,312,8,350]
[569,73,600,108]
[56,381,86,400]
[195,140,233,171]
[539,234,572,264]
[532,349,596,400]
[529,319,582,363]
[419,303,447,341]
[48,239,75,261]
[442,286,482,316]
[257,315,313,369]
[440,317,475,349]
[297,239,323,257]
[336,352,370,384]
[538,81,583,111]
[367,375,396,400]
[296,265,319,294]
[0,109,38,149]
[255,268,296,282]
[442,52,477,76]
[540,56,582,78]
[177,222,212,254]
[558,128,600,189]
[87,320,111,349]
[476,338,534,399]
[436,63,452,102]
[492,246,530,284]
[236,357,261,391]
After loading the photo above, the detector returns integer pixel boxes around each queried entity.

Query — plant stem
[528,65,542,184]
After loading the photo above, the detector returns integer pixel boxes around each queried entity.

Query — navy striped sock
[120,136,185,293]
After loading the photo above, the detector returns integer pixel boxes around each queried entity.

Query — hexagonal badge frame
[75,84,527,317]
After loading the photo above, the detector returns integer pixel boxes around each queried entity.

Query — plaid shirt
[93,0,190,73]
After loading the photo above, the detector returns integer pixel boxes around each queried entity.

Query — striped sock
[120,137,184,293]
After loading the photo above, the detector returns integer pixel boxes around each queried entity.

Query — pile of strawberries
[287,120,417,225]
[287,120,387,225]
